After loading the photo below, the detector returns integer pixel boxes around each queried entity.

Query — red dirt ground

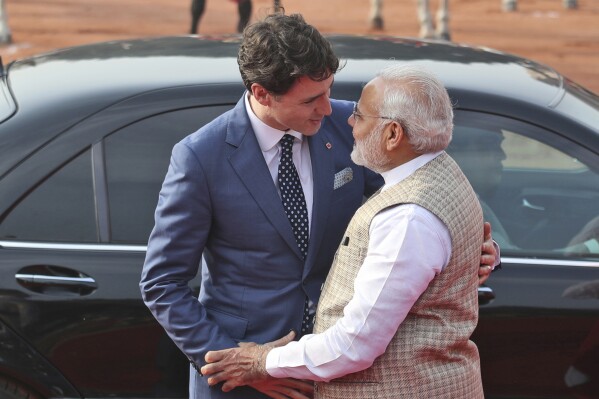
[1,0,598,93]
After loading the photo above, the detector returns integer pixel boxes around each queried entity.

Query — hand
[250,378,314,399]
[479,222,497,285]
[201,330,297,392]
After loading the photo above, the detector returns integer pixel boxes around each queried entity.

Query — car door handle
[16,273,97,288]
[15,266,98,296]
[478,286,495,305]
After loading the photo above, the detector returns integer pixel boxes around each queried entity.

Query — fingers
[201,359,244,380]
[265,330,296,348]
[271,383,313,399]
[204,371,228,387]
[250,379,314,399]
[205,369,253,391]
[204,348,227,363]
[281,388,312,399]
[222,379,240,392]
[277,378,314,393]
[481,236,496,254]
[287,380,314,394]
[481,221,497,273]
[478,266,491,286]
[202,347,239,375]
[200,361,219,377]
[478,262,492,277]
[479,222,495,286]
[481,223,496,259]
[253,388,305,399]
[483,221,492,240]
[257,391,287,399]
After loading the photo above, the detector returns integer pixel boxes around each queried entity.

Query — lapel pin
[326,142,332,150]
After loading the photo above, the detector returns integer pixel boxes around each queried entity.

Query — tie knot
[280,134,295,151]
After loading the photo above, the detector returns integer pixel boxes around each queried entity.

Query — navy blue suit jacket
[140,96,383,398]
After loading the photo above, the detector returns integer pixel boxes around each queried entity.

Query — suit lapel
[304,130,334,274]
[226,96,303,260]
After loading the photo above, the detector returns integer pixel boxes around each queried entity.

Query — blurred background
[0,0,598,93]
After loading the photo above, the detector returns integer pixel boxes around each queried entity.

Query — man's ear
[250,83,271,106]
[386,121,404,151]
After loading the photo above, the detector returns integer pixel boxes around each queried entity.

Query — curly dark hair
[238,13,340,95]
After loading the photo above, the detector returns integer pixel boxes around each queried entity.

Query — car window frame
[0,84,245,245]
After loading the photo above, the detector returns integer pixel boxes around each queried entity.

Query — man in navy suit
[140,13,498,399]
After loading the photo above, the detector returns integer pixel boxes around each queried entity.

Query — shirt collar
[244,92,303,152]
[380,151,444,190]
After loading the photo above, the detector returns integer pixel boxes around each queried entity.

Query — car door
[448,111,599,398]
[0,85,243,398]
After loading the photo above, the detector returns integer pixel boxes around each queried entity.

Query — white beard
[350,125,389,173]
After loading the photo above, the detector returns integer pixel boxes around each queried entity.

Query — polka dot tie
[278,134,309,259]
[278,134,313,335]
[301,297,314,336]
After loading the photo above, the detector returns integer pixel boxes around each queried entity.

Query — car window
[104,105,234,244]
[500,131,585,171]
[0,149,97,242]
[448,112,599,259]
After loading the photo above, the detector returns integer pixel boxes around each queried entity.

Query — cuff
[265,347,287,378]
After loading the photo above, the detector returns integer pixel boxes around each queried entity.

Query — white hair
[375,64,453,153]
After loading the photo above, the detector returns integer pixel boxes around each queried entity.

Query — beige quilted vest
[314,152,484,399]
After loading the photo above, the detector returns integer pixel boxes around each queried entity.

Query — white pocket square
[334,167,353,190]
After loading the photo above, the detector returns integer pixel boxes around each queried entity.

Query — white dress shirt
[265,151,452,381]
[245,93,313,230]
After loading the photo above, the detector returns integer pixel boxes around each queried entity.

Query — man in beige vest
[201,64,485,398]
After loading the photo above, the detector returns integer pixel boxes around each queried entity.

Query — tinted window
[448,112,599,259]
[104,106,234,244]
[0,149,97,242]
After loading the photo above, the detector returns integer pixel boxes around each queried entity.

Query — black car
[0,35,598,399]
